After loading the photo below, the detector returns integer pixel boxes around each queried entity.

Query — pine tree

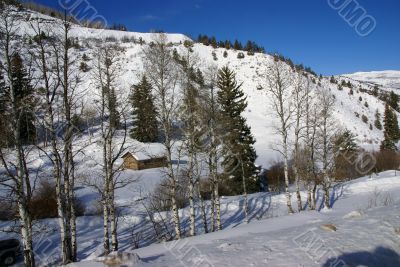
[108,87,120,129]
[210,36,217,48]
[130,76,158,142]
[10,53,36,145]
[233,40,242,50]
[381,104,400,151]
[245,40,253,52]
[388,91,399,111]
[217,66,258,194]
[334,130,359,181]
[374,109,382,130]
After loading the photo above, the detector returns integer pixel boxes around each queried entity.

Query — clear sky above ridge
[25,0,400,75]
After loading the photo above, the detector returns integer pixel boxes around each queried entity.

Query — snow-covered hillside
[10,8,393,166]
[343,70,400,92]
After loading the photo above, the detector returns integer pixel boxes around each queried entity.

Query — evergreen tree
[9,53,36,145]
[334,130,359,180]
[374,109,382,130]
[381,104,400,150]
[210,36,217,48]
[388,91,399,111]
[233,40,242,50]
[108,87,120,129]
[373,85,379,97]
[217,66,258,194]
[129,76,158,142]
[195,68,205,86]
[224,40,231,49]
[245,40,253,52]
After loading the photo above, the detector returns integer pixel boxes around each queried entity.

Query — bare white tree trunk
[265,60,294,214]
[317,88,337,210]
[215,181,222,231]
[292,72,308,212]
[241,161,249,223]
[91,43,131,253]
[203,66,222,231]
[0,8,35,267]
[29,20,73,263]
[102,198,110,254]
[143,34,181,239]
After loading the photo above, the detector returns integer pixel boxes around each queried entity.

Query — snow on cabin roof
[122,143,165,161]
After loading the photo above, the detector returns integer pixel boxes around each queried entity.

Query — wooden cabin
[122,152,167,170]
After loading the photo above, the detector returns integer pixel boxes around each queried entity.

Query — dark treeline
[20,1,128,31]
[197,34,265,53]
[272,53,318,77]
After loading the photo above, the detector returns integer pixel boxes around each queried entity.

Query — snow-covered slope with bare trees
[1,5,399,267]
[4,7,393,166]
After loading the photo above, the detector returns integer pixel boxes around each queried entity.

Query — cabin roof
[122,144,165,161]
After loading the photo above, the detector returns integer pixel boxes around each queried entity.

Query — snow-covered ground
[1,171,400,266]
[62,171,400,267]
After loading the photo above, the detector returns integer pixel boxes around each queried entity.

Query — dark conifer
[388,91,399,111]
[381,104,400,150]
[217,66,259,194]
[10,53,36,144]
[129,76,158,142]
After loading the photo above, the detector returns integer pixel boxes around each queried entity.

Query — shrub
[148,177,189,212]
[183,40,193,48]
[223,51,228,58]
[121,35,135,43]
[82,53,90,61]
[0,200,17,221]
[364,102,369,108]
[361,114,368,123]
[29,181,85,220]
[105,36,117,42]
[373,150,400,172]
[80,62,89,72]
[263,161,294,193]
[237,52,245,59]
[212,51,217,61]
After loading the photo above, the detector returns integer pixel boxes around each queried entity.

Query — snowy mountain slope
[343,70,400,92]
[4,8,391,167]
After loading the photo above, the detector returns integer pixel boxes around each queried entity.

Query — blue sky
[28,0,400,75]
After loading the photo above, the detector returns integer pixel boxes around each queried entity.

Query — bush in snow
[373,150,400,172]
[79,61,89,72]
[29,181,85,220]
[212,51,217,61]
[237,52,245,59]
[361,114,368,124]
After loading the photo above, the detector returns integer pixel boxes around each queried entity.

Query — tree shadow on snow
[221,193,273,228]
[317,183,348,211]
[323,246,400,267]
